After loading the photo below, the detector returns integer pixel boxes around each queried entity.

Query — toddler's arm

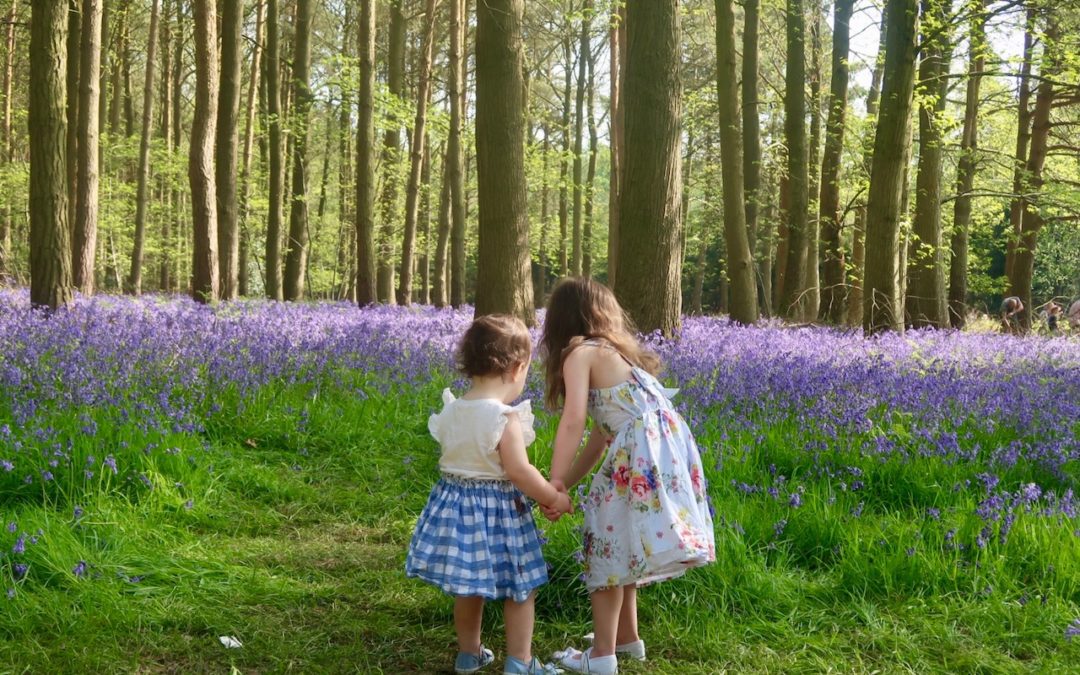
[499,413,572,514]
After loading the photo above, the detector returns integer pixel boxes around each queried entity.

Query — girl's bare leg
[454,596,485,654]
[616,583,640,645]
[587,585,624,657]
[503,591,536,663]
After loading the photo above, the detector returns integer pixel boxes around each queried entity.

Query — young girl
[540,278,715,674]
[406,314,569,675]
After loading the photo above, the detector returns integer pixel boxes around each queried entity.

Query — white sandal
[553,647,618,674]
[583,633,646,661]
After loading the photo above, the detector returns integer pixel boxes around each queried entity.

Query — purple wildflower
[1066,619,1080,641]
[12,533,25,555]
[104,455,118,474]
[72,561,87,577]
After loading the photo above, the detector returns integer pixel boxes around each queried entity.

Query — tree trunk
[742,0,762,312]
[282,0,314,301]
[66,0,80,236]
[355,0,377,305]
[335,3,353,301]
[376,0,405,303]
[847,7,887,326]
[109,1,124,134]
[778,0,809,320]
[239,0,266,297]
[613,0,682,336]
[862,0,917,334]
[948,4,984,329]
[1004,7,1035,286]
[558,32,572,279]
[0,0,16,280]
[817,0,853,323]
[158,0,173,292]
[570,2,590,277]
[805,0,823,319]
[126,0,160,295]
[474,0,533,323]
[419,139,432,304]
[397,0,439,305]
[714,0,759,324]
[189,0,219,304]
[215,0,243,299]
[432,147,451,307]
[29,0,73,308]
[72,0,103,295]
[583,35,597,279]
[905,0,950,328]
[1006,17,1058,332]
[607,3,625,287]
[264,0,284,299]
[448,0,468,307]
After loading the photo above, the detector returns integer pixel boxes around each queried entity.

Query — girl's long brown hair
[540,277,661,409]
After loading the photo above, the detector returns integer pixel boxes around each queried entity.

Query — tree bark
[947,3,985,329]
[397,0,439,305]
[109,0,124,134]
[714,0,759,324]
[126,0,160,295]
[66,0,80,234]
[607,3,625,287]
[805,0,823,319]
[355,0,377,305]
[282,0,314,301]
[239,0,265,298]
[1006,16,1058,331]
[29,0,74,309]
[189,0,219,304]
[432,147,451,307]
[558,31,572,278]
[862,0,918,334]
[376,0,405,303]
[742,0,762,312]
[613,0,682,336]
[448,0,468,307]
[584,33,597,279]
[1004,7,1035,286]
[847,7,887,326]
[264,0,284,299]
[905,0,950,328]
[73,0,103,295]
[817,0,853,323]
[474,0,533,324]
[215,0,244,299]
[570,1,591,277]
[778,0,809,320]
[0,0,16,280]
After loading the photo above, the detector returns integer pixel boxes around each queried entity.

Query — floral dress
[578,342,716,591]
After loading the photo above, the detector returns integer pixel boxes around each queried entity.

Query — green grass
[1,376,1078,674]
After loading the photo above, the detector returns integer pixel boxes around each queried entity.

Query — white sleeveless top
[428,388,537,480]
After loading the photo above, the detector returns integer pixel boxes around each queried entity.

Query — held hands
[542,479,573,522]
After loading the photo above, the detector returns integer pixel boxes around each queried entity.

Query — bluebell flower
[73,561,87,577]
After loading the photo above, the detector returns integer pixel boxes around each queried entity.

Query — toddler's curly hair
[456,314,533,378]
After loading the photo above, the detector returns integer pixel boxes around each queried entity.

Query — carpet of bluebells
[1,288,1079,664]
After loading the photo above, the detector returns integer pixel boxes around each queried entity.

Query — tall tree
[448,0,467,307]
[432,148,451,307]
[239,0,266,297]
[570,1,591,277]
[158,0,173,292]
[742,0,763,312]
[189,0,219,303]
[376,0,406,303]
[778,0,809,320]
[126,0,160,295]
[66,0,81,232]
[558,31,572,278]
[355,0,377,305]
[264,0,284,299]
[607,2,626,287]
[613,0,682,335]
[583,29,598,278]
[0,0,16,279]
[947,2,985,329]
[805,0,823,319]
[283,0,314,300]
[29,0,74,309]
[713,0,758,324]
[397,0,439,305]
[73,0,103,295]
[862,0,918,334]
[905,0,950,328]
[818,0,853,323]
[1006,16,1059,331]
[216,0,244,299]
[1003,7,1035,287]
[474,0,533,323]
[847,9,887,326]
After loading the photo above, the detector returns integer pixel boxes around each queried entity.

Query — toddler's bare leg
[454,596,485,654]
[503,591,536,663]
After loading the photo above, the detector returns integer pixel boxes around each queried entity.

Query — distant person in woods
[1000,296,1024,334]
[1069,300,1080,332]
[405,315,567,675]
[539,278,715,674]
[1045,302,1063,333]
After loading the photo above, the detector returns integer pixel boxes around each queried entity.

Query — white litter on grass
[219,636,243,649]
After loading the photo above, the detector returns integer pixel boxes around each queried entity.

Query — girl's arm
[562,427,609,489]
[549,348,592,486]
[499,413,572,513]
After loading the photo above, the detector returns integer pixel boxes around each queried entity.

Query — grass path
[1,383,1077,673]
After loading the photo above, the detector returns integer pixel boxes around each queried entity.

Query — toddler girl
[406,314,568,674]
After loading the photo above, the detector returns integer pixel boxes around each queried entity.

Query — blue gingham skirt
[405,474,548,603]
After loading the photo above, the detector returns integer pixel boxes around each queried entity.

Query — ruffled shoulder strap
[427,388,456,443]
[504,400,537,447]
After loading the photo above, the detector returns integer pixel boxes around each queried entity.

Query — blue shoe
[503,655,563,674]
[456,645,495,674]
